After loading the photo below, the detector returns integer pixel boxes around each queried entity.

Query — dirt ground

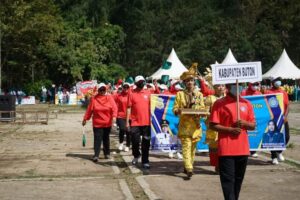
[0,103,299,200]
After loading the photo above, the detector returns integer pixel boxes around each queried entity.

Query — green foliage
[23,80,52,98]
[1,0,299,89]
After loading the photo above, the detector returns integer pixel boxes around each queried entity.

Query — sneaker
[142,163,150,169]
[92,157,98,163]
[132,157,139,165]
[272,158,279,165]
[251,153,258,158]
[104,155,110,159]
[168,152,174,159]
[176,152,183,160]
[124,146,129,152]
[118,143,124,151]
[278,153,285,162]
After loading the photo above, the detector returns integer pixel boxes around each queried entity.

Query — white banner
[211,62,262,84]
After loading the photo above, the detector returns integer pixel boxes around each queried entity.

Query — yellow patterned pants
[180,137,197,171]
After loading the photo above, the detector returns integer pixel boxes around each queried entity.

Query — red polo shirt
[83,94,117,128]
[210,95,255,156]
[127,88,151,126]
[265,88,289,115]
[115,91,129,119]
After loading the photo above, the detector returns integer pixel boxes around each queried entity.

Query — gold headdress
[203,67,214,88]
[180,63,198,80]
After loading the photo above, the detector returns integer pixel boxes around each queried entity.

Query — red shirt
[127,89,151,126]
[115,91,129,119]
[83,94,117,128]
[210,95,255,156]
[265,88,289,115]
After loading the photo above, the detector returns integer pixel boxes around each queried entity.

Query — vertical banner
[150,94,286,153]
[245,94,286,151]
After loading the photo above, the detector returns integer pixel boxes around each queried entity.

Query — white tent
[263,49,300,79]
[221,48,238,64]
[150,48,188,79]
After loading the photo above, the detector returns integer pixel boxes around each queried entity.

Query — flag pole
[236,79,240,121]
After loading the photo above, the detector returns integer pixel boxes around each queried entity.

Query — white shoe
[168,152,174,158]
[176,152,183,160]
[124,146,129,152]
[272,158,279,165]
[118,143,124,151]
[251,153,258,158]
[278,153,285,162]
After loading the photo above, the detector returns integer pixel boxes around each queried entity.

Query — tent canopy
[221,48,238,64]
[150,48,188,80]
[263,49,300,80]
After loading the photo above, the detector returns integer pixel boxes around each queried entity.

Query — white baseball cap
[158,84,168,90]
[135,75,145,83]
[123,82,131,87]
[98,83,106,89]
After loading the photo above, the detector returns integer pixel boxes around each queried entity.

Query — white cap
[175,84,183,90]
[147,83,155,89]
[135,75,145,83]
[158,84,168,90]
[171,79,179,85]
[123,82,131,87]
[98,83,106,89]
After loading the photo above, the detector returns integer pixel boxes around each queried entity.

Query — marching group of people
[81,63,291,200]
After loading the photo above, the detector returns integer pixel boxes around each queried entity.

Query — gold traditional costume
[173,63,205,172]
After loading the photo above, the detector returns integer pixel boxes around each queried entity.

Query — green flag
[161,60,172,70]
[82,131,86,147]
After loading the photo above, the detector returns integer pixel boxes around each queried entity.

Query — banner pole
[236,79,240,121]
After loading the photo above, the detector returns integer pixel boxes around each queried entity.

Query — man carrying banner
[209,83,255,200]
[173,63,206,178]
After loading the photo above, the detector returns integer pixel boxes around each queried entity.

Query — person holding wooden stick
[209,83,255,200]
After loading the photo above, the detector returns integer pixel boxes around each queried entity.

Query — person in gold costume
[173,63,206,178]
[205,84,225,173]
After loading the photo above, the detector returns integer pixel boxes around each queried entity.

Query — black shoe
[183,168,187,174]
[104,155,110,159]
[187,171,193,178]
[92,157,98,163]
[142,163,150,169]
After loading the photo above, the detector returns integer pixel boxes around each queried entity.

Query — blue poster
[150,94,286,152]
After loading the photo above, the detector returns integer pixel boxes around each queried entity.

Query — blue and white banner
[150,94,286,152]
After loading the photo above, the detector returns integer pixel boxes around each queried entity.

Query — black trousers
[271,121,290,159]
[219,156,248,200]
[117,118,131,147]
[93,127,111,157]
[131,126,150,164]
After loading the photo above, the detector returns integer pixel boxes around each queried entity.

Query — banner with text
[150,94,286,153]
[211,62,262,84]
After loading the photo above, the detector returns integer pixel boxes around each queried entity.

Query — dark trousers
[131,126,150,164]
[93,127,111,157]
[271,121,290,159]
[219,156,248,200]
[117,118,131,147]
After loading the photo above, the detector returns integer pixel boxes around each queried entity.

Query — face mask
[274,81,281,88]
[136,81,145,89]
[230,85,243,96]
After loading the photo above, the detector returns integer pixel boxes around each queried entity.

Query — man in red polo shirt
[265,77,290,164]
[210,83,256,200]
[126,75,151,169]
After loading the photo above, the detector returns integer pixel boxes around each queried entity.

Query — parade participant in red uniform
[241,82,262,158]
[199,77,215,96]
[115,82,131,152]
[126,76,152,169]
[265,77,290,165]
[82,83,118,162]
[210,83,256,200]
